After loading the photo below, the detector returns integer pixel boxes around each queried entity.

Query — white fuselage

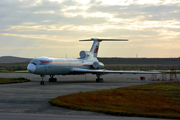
[26,39,159,85]
[27,57,100,75]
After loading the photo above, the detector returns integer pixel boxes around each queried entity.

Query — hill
[0,56,179,71]
[0,56,179,65]
[98,58,180,65]
[0,56,32,63]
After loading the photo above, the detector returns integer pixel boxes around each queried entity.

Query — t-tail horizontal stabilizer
[79,38,128,58]
[79,38,128,41]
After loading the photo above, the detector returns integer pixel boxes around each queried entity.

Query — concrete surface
[0,73,176,120]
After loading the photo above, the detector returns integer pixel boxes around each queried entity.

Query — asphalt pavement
[0,73,176,120]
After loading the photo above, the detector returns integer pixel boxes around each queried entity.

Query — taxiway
[0,73,173,120]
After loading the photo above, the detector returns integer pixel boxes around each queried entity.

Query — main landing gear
[49,75,57,82]
[40,75,45,85]
[96,74,103,82]
[40,75,57,85]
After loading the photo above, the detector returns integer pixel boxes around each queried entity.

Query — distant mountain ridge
[0,56,32,63]
[98,57,180,65]
[0,56,179,65]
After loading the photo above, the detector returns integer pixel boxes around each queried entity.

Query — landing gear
[96,74,103,82]
[49,75,57,82]
[40,81,45,85]
[40,75,45,85]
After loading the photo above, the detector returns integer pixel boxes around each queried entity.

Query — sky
[0,0,180,58]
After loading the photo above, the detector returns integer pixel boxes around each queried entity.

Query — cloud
[0,33,73,42]
[87,4,180,20]
[0,0,179,58]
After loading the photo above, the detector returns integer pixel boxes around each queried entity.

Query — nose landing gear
[40,75,45,85]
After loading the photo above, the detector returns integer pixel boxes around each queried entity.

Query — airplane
[27,38,159,85]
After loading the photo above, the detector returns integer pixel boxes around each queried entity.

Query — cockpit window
[32,62,36,65]
[30,59,40,65]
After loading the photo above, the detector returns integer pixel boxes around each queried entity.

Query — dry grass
[49,82,180,119]
[0,63,28,72]
[104,64,179,71]
[0,77,30,84]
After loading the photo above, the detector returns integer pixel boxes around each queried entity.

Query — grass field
[0,63,179,73]
[49,82,180,119]
[0,77,30,84]
[0,63,28,72]
[105,64,180,71]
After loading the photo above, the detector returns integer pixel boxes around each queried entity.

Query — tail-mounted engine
[80,51,91,59]
[92,61,104,69]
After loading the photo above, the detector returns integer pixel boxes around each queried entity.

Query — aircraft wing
[71,68,160,74]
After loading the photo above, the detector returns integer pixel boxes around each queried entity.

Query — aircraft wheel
[96,79,99,82]
[49,78,57,82]
[40,81,45,85]
[96,78,103,82]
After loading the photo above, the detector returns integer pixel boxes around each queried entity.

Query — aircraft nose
[27,64,36,73]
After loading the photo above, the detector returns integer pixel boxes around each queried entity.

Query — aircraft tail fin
[79,38,128,58]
